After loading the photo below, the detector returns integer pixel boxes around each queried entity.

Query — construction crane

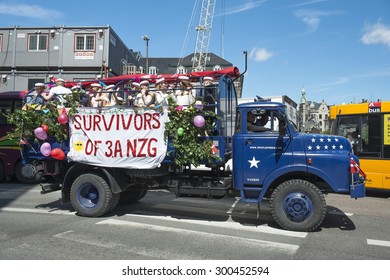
[192,0,216,72]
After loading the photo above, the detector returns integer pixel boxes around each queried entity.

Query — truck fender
[256,163,342,202]
[256,164,309,202]
[258,164,345,203]
[99,168,123,194]
[306,165,345,192]
[61,164,125,203]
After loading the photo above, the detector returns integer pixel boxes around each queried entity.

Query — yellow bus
[330,101,390,190]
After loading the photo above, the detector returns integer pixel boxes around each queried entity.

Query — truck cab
[232,101,365,231]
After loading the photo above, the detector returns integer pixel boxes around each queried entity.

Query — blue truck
[17,67,365,232]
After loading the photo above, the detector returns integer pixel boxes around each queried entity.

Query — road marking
[0,207,74,216]
[0,206,307,238]
[226,197,240,214]
[97,218,300,254]
[124,212,308,238]
[367,239,390,248]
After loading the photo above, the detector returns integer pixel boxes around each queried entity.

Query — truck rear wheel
[70,173,119,217]
[270,179,326,232]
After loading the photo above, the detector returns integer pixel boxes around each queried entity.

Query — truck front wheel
[270,179,326,232]
[70,173,119,217]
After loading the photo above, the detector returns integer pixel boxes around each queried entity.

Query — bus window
[366,115,381,157]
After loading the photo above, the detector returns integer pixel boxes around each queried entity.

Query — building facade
[297,87,330,133]
[0,25,233,93]
[0,26,141,91]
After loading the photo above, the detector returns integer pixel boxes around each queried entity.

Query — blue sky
[0,0,389,105]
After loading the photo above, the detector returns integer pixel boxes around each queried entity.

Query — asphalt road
[0,180,389,260]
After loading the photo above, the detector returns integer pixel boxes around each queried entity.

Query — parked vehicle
[0,90,43,183]
[330,101,390,191]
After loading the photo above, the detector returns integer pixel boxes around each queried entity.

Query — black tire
[109,193,120,212]
[70,173,119,217]
[119,189,148,204]
[0,161,5,182]
[15,161,43,184]
[270,179,326,232]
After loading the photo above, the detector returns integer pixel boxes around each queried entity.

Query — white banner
[67,107,168,169]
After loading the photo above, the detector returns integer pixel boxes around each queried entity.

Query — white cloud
[290,0,328,8]
[223,0,267,16]
[0,3,62,19]
[361,21,390,49]
[249,47,273,62]
[295,9,343,32]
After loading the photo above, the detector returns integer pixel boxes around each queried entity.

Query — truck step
[40,183,62,194]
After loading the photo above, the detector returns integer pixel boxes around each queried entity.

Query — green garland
[6,92,79,144]
[164,98,220,167]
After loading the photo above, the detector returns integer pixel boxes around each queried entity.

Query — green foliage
[164,98,220,167]
[6,92,80,144]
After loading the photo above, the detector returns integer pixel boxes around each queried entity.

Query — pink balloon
[40,142,51,156]
[193,115,205,127]
[34,127,47,140]
[58,112,68,124]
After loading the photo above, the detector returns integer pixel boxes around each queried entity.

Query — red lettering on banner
[74,112,162,132]
[105,140,123,157]
[73,115,82,130]
[120,114,133,130]
[93,115,102,131]
[85,139,101,156]
[148,138,157,156]
[134,114,143,130]
[137,138,148,157]
[143,113,153,130]
[152,113,161,129]
[102,114,116,130]
[126,138,157,157]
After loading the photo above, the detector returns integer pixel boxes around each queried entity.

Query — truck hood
[301,133,352,154]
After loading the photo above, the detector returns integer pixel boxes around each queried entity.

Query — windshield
[284,108,298,132]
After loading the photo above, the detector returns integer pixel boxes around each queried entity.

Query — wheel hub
[283,192,313,223]
[78,184,99,208]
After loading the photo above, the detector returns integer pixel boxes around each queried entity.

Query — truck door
[242,108,294,186]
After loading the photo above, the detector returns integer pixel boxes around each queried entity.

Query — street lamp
[142,35,149,74]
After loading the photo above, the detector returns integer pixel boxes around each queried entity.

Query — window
[75,34,95,51]
[176,66,187,74]
[28,34,48,51]
[246,109,285,134]
[0,34,2,52]
[124,65,137,74]
[334,115,380,157]
[148,66,157,75]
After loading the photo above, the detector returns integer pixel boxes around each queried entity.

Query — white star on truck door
[248,156,260,168]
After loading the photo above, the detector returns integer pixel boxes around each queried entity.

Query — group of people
[131,75,215,109]
[26,76,217,110]
[26,78,71,106]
